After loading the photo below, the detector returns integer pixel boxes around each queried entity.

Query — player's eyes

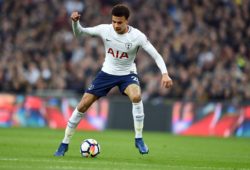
[112,21,122,24]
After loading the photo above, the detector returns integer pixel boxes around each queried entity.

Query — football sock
[132,101,145,138]
[62,108,85,144]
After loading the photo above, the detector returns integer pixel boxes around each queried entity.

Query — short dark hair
[111,4,130,19]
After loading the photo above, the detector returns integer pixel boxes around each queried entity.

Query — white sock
[62,108,84,144]
[132,101,144,138]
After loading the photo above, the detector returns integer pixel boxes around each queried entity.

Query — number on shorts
[131,76,139,83]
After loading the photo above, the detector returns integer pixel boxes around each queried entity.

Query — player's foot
[54,143,68,156]
[135,138,149,154]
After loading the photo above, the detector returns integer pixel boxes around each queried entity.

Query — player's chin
[115,29,122,34]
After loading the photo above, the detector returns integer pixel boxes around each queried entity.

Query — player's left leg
[124,84,149,154]
[54,93,98,156]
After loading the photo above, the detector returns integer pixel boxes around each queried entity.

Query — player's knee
[131,95,141,103]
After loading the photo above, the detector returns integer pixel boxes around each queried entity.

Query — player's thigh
[77,93,99,112]
[124,84,142,102]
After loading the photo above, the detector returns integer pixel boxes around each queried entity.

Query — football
[80,139,100,157]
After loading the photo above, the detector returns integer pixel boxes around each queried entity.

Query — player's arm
[140,35,173,88]
[71,11,101,37]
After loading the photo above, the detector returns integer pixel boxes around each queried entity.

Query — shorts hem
[85,91,105,98]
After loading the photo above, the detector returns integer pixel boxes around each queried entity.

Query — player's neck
[125,26,129,33]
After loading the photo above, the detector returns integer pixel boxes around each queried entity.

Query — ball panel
[81,142,90,151]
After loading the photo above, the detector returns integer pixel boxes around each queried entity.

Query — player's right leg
[54,93,98,156]
[124,83,149,154]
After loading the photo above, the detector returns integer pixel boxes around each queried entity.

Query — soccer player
[54,4,173,156]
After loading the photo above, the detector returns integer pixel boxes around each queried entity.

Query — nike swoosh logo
[105,38,111,41]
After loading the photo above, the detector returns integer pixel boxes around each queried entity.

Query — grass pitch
[0,128,249,170]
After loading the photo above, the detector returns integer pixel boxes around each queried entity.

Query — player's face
[112,16,128,34]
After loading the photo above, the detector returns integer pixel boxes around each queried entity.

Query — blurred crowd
[0,0,249,102]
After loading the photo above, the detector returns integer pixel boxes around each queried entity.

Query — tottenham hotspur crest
[125,43,132,50]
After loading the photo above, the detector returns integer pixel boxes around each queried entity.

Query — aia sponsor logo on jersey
[108,48,128,59]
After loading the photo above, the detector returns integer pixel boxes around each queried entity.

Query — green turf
[0,128,249,170]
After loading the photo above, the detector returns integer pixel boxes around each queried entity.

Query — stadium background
[0,0,250,137]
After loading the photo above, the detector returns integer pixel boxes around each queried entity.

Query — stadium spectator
[0,0,249,102]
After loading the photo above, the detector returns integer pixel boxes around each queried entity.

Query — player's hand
[71,11,81,22]
[161,73,173,88]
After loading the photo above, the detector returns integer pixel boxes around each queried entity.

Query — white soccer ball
[80,139,100,157]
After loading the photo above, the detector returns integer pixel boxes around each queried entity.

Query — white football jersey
[72,21,167,76]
